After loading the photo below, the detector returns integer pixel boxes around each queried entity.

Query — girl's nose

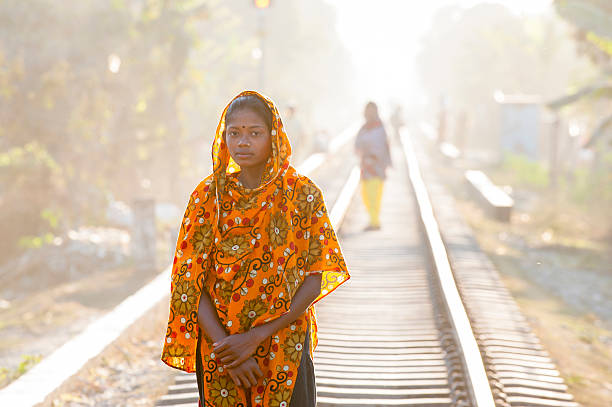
[237,134,250,147]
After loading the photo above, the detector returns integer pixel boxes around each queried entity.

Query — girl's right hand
[227,356,263,388]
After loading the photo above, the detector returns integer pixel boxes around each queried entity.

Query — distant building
[495,93,542,160]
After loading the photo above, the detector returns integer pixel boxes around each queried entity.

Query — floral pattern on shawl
[161,91,350,406]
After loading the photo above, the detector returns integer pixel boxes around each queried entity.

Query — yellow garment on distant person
[161,91,350,407]
[361,177,383,227]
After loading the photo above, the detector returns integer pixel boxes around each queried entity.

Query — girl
[161,91,349,407]
[354,101,392,231]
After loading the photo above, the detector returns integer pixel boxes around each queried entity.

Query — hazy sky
[324,0,553,110]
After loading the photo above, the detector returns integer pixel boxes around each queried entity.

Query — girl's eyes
[228,130,264,138]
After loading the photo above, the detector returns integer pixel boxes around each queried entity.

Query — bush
[502,153,549,188]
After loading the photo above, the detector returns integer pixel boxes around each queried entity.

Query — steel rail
[400,129,496,407]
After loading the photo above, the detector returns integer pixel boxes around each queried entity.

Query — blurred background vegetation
[415,0,611,241]
[0,0,355,266]
[0,0,610,272]
[0,1,611,401]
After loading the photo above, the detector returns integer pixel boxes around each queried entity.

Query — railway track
[154,132,579,407]
[0,123,580,407]
[156,134,489,407]
[409,132,580,407]
[313,148,466,406]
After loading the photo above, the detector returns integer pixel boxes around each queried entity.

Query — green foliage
[554,0,612,64]
[502,153,549,188]
[417,3,596,152]
[500,151,612,207]
[0,142,60,172]
[554,0,612,40]
[586,32,612,56]
[18,233,55,250]
[568,152,612,204]
[41,208,61,229]
[16,355,42,375]
[0,0,354,266]
[564,374,584,386]
[0,0,199,261]
[0,354,42,388]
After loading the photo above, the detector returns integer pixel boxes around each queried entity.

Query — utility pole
[253,0,271,90]
[549,114,560,190]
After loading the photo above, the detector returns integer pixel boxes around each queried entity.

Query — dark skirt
[196,327,316,407]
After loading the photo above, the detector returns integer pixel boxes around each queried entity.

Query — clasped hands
[213,327,267,388]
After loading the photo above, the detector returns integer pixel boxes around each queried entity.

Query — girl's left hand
[213,329,266,368]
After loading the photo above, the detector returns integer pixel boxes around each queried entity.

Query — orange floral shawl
[161,91,349,406]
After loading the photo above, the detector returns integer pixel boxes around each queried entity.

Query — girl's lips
[236,153,253,158]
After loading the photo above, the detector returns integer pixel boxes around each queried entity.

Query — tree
[551,0,612,147]
[0,0,355,264]
[416,3,595,151]
[0,0,200,261]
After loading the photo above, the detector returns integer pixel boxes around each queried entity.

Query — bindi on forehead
[227,124,266,130]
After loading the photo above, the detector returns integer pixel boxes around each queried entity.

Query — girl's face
[364,105,378,122]
[225,108,272,171]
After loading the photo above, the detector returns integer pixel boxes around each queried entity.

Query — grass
[501,153,549,188]
[565,374,585,386]
[489,153,611,241]
[456,201,612,406]
[0,354,42,389]
[426,148,612,406]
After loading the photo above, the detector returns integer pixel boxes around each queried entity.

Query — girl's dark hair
[225,95,274,131]
[366,101,378,112]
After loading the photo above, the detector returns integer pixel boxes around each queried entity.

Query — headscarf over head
[212,91,291,203]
